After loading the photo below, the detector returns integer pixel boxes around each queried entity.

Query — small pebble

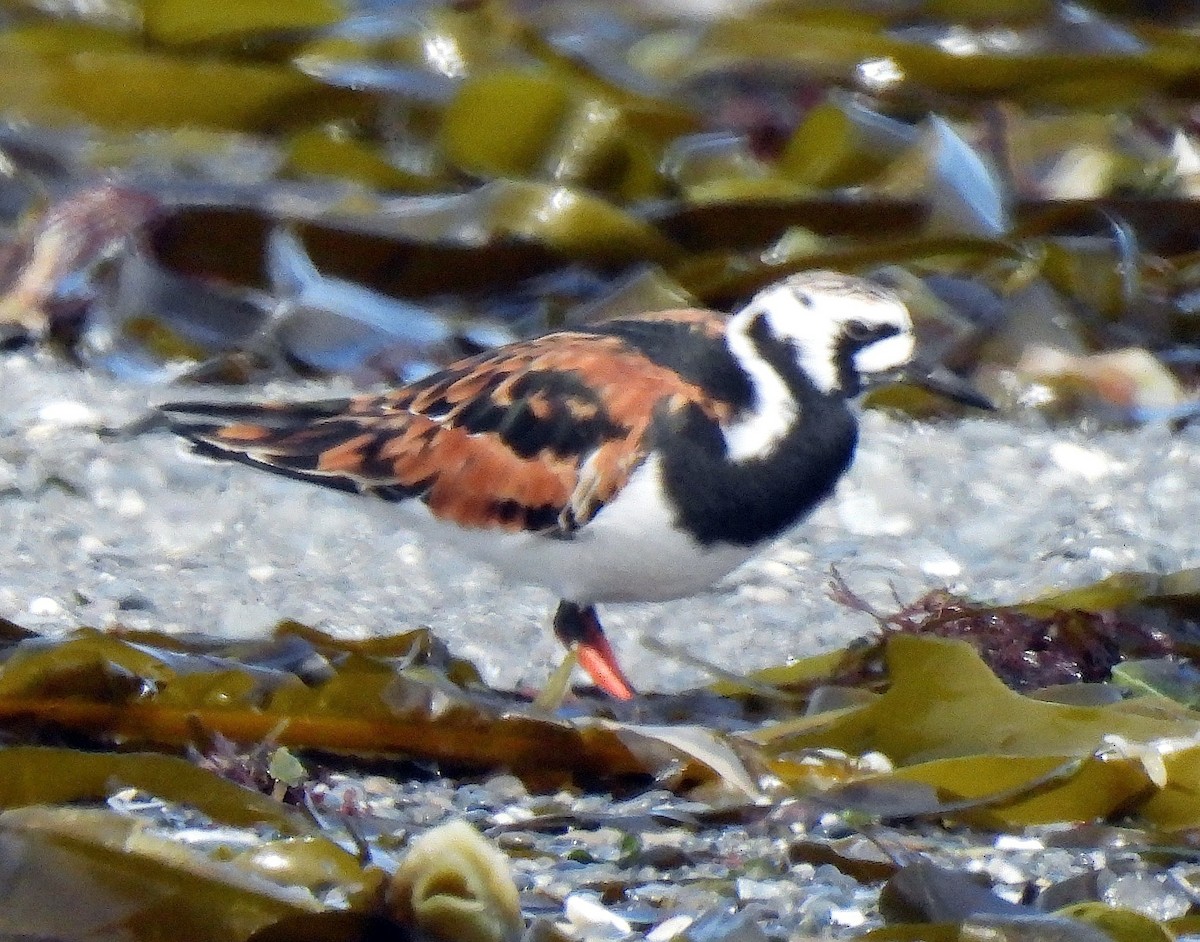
[1049,441,1119,482]
[1101,870,1193,922]
[36,400,100,428]
[115,490,146,518]
[562,894,633,938]
[29,596,63,617]
[919,551,962,579]
[645,915,694,942]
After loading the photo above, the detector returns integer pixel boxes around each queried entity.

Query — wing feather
[162,310,734,535]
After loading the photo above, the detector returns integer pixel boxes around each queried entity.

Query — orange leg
[552,601,636,700]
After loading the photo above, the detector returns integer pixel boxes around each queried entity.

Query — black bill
[881,361,995,410]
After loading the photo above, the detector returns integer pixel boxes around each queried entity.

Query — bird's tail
[160,398,352,439]
[158,398,368,495]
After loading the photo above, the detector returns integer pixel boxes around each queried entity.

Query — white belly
[388,455,755,604]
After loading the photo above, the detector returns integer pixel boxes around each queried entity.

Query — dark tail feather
[158,396,362,487]
[158,398,353,436]
[158,397,421,501]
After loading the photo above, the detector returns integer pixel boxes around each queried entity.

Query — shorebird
[162,271,990,699]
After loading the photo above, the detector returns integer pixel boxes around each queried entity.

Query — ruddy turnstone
[162,271,990,700]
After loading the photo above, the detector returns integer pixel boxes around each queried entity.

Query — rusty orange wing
[161,312,733,536]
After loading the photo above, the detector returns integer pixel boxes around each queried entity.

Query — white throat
[721,310,800,463]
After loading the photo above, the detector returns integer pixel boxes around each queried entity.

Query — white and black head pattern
[720,270,915,463]
[732,270,916,397]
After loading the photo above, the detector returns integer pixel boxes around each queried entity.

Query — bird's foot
[552,601,636,701]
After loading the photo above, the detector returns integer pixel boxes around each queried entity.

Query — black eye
[844,321,879,343]
[845,322,901,346]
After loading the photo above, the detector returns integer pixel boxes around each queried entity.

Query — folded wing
[162,312,732,536]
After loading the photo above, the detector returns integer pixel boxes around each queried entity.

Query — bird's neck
[720,310,850,463]
[656,315,859,547]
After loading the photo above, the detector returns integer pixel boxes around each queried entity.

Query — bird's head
[732,271,991,408]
